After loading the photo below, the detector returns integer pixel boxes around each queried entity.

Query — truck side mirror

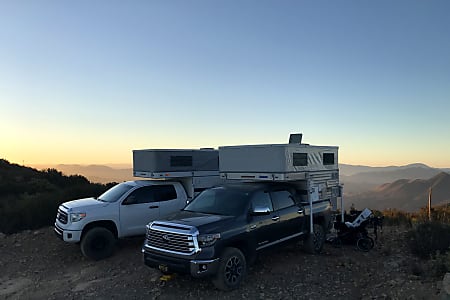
[251,206,271,216]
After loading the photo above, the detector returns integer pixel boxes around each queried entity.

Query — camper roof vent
[289,133,303,144]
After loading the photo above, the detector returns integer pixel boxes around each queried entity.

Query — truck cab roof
[123,180,179,187]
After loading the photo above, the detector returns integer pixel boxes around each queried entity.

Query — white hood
[61,197,107,212]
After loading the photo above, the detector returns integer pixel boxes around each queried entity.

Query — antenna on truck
[288,133,302,144]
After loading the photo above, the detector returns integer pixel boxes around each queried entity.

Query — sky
[1,0,449,168]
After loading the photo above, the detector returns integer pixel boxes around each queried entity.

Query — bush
[430,252,450,277]
[407,221,450,259]
[0,160,113,234]
[417,205,450,224]
[382,209,413,227]
[0,184,110,234]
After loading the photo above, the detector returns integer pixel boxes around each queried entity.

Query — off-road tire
[212,247,246,291]
[303,224,326,254]
[80,227,116,260]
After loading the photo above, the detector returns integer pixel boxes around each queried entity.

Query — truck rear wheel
[303,224,325,254]
[80,227,116,260]
[212,247,246,291]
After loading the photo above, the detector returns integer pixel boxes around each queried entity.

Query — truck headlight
[198,233,221,247]
[70,212,86,222]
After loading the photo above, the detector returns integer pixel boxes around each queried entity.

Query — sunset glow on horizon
[1,1,449,169]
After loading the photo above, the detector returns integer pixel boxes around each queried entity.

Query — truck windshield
[97,183,134,203]
[184,187,251,216]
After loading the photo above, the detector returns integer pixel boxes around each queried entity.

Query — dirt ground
[0,226,445,300]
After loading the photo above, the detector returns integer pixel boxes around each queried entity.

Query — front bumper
[142,249,219,278]
[54,223,82,243]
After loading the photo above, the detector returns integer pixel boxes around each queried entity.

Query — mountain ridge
[347,172,450,212]
[29,163,135,184]
[340,163,449,196]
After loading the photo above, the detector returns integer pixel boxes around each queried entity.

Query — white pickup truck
[55,148,221,260]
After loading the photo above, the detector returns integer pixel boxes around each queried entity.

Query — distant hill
[340,163,448,195]
[346,172,450,212]
[30,164,134,184]
[339,163,434,176]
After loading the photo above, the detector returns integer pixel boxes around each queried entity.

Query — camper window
[323,153,335,165]
[170,156,193,167]
[293,153,308,166]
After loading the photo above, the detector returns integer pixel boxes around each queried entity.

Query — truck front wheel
[80,227,116,260]
[212,247,246,291]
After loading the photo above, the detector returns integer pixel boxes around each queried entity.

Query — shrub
[382,209,413,227]
[0,160,113,234]
[430,251,450,277]
[407,221,450,259]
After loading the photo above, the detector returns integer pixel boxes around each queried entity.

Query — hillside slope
[347,172,450,211]
[0,160,112,234]
[340,163,447,195]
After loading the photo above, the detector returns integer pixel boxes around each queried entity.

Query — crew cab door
[269,190,306,239]
[248,191,279,250]
[120,186,160,236]
[153,184,183,217]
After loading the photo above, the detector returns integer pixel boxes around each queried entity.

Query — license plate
[158,264,169,273]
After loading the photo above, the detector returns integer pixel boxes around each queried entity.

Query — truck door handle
[149,205,159,209]
[249,224,257,230]
[272,216,280,221]
[298,209,304,214]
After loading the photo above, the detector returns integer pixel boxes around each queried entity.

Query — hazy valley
[30,163,136,184]
[28,162,450,212]
[340,163,450,211]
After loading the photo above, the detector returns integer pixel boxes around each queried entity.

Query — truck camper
[142,134,343,290]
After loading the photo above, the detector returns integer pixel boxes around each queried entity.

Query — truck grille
[145,222,199,256]
[57,208,68,224]
[147,230,195,254]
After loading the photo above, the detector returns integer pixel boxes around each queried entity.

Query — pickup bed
[142,182,331,290]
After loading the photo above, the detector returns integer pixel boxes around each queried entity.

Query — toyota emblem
[162,234,171,242]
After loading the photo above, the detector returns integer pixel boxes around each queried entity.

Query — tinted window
[293,153,308,166]
[125,186,155,204]
[250,191,273,212]
[270,191,295,211]
[153,185,177,202]
[323,153,335,165]
[184,187,251,216]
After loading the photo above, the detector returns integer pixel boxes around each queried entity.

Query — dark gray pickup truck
[142,182,331,290]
